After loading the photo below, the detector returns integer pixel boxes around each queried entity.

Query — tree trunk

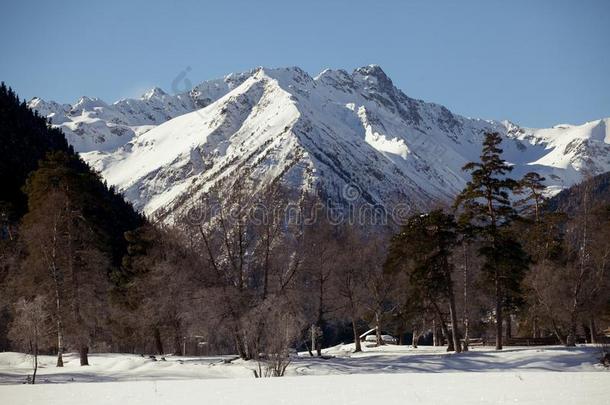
[262,231,270,300]
[566,326,577,346]
[589,318,597,344]
[49,213,65,368]
[462,243,470,352]
[316,332,322,356]
[412,328,419,348]
[495,273,503,350]
[309,323,324,357]
[32,344,38,384]
[566,311,578,347]
[448,288,461,353]
[316,269,325,356]
[174,332,182,356]
[551,320,567,346]
[352,318,361,352]
[154,327,164,355]
[235,330,249,360]
[439,318,454,352]
[79,346,89,366]
[505,313,512,340]
[431,302,453,351]
[305,329,315,357]
[566,187,588,348]
[375,311,384,346]
[56,329,64,367]
[53,275,64,367]
[582,323,591,343]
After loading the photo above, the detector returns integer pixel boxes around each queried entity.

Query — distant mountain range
[29,65,610,221]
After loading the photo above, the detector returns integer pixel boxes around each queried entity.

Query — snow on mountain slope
[506,119,610,193]
[84,72,303,216]
[28,71,253,152]
[31,66,610,221]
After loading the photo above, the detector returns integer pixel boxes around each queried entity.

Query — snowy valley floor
[0,344,608,404]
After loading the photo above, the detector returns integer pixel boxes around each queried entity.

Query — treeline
[1,83,609,379]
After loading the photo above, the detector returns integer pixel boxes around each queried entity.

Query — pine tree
[516,172,546,223]
[21,152,112,366]
[386,210,461,352]
[454,132,526,350]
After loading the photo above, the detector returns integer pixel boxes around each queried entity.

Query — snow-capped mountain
[28,72,252,152]
[30,66,610,221]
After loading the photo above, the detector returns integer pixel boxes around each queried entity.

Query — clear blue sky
[1,0,608,128]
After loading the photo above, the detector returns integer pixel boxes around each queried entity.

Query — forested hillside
[0,83,70,220]
[0,84,144,357]
[546,171,610,215]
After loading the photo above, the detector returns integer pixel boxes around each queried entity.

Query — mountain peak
[353,64,394,91]
[142,87,167,100]
[254,66,314,86]
[73,96,107,110]
[28,97,44,108]
[355,64,386,76]
[354,64,390,80]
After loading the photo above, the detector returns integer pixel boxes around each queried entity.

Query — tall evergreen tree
[386,210,462,352]
[21,151,114,366]
[516,172,546,223]
[454,132,526,350]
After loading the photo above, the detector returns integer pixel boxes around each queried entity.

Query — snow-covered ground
[2,372,607,405]
[1,344,608,404]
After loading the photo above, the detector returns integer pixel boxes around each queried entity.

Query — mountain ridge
[29,65,610,222]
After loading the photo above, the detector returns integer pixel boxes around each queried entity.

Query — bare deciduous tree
[8,296,50,384]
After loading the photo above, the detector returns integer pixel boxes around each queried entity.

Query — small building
[359,329,398,345]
